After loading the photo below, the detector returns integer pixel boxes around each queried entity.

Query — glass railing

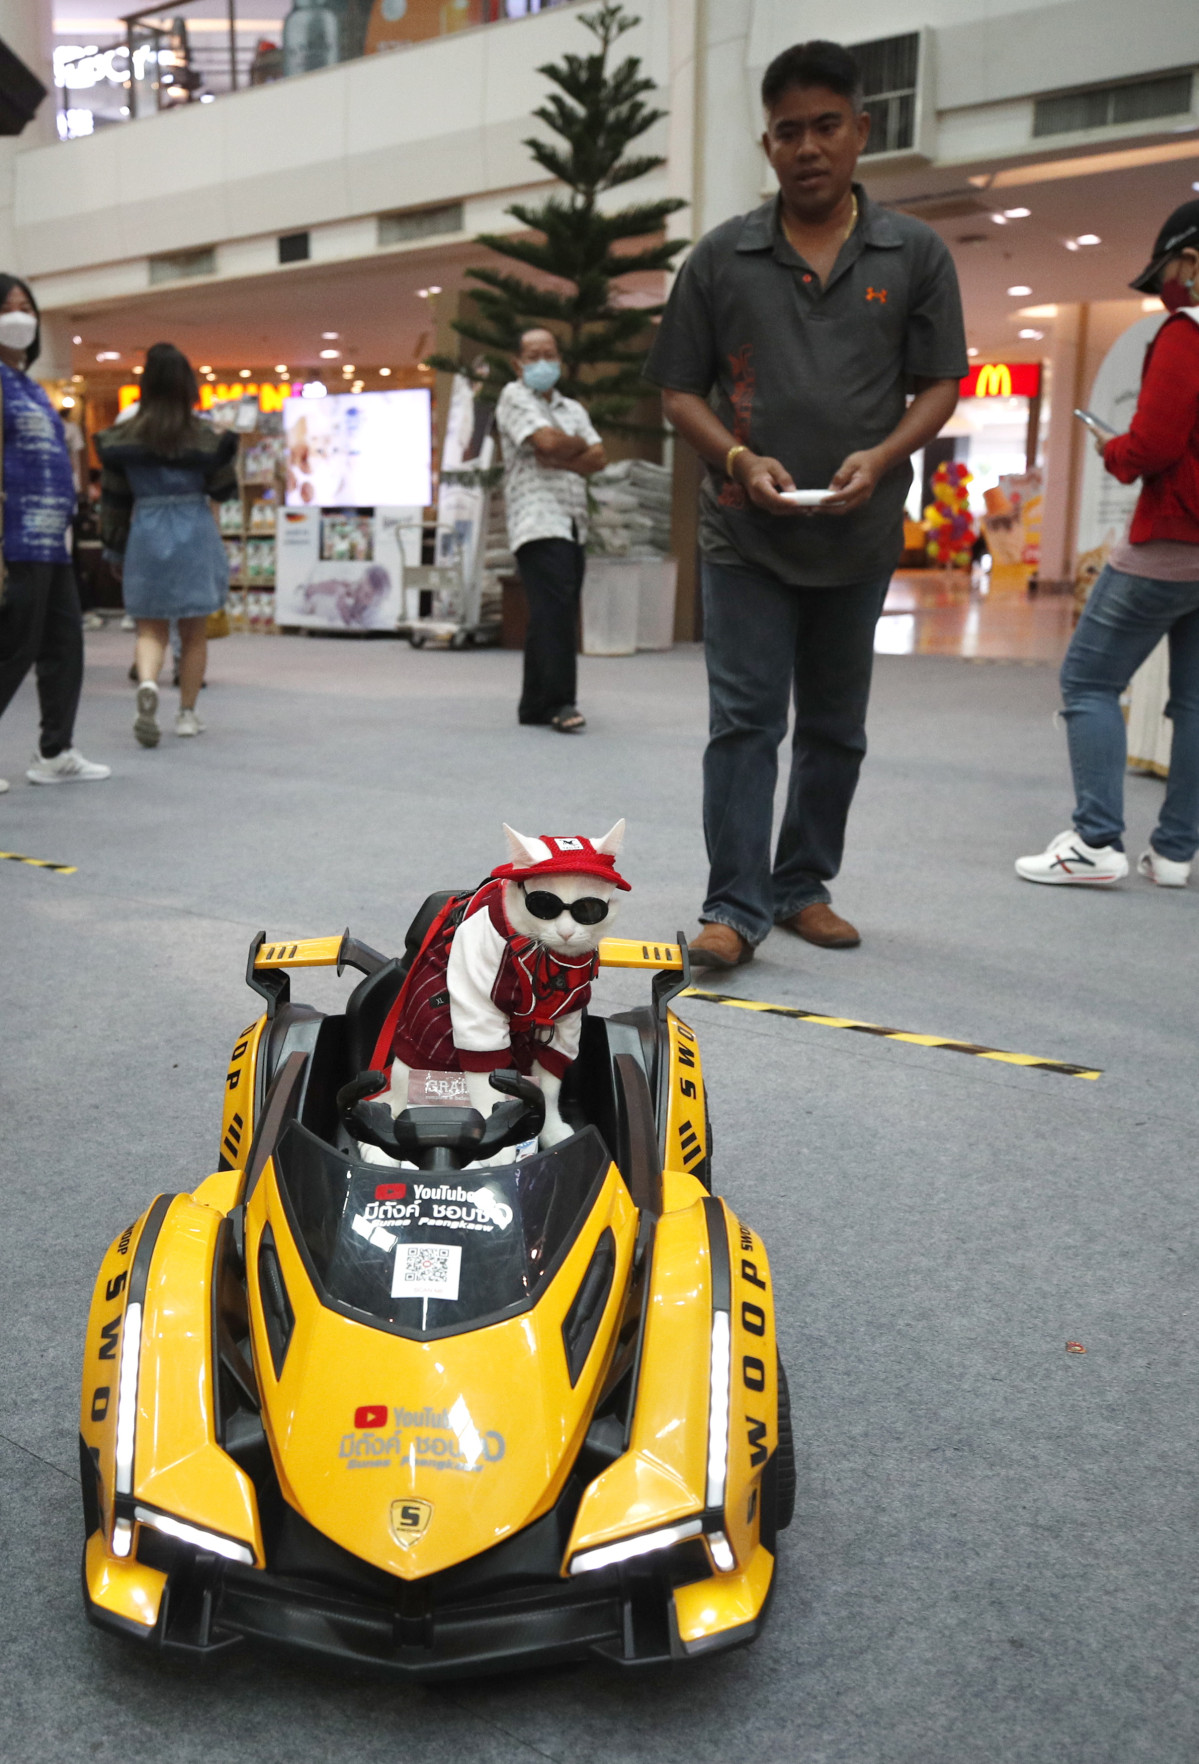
[54,0,572,137]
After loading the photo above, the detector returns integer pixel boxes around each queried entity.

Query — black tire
[775,1357,796,1530]
[408,632,426,649]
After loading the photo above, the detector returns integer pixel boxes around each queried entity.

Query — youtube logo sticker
[354,1405,388,1430]
[375,1182,407,1201]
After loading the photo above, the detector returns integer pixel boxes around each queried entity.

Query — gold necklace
[783,191,859,258]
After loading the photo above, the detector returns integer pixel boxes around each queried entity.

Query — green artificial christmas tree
[428,1,687,432]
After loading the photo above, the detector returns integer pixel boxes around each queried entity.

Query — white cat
[380,820,628,1162]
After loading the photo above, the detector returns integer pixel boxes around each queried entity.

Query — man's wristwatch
[725,443,749,479]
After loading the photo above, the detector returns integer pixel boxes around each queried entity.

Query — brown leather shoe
[689,922,754,970]
[780,903,861,948]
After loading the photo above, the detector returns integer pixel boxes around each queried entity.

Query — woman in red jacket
[1018,199,1199,889]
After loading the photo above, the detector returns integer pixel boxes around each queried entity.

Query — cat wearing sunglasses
[378,821,629,1161]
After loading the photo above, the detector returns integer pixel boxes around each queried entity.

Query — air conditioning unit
[853,27,936,167]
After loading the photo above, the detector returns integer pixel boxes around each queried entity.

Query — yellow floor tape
[0,850,77,875]
[681,988,1101,1080]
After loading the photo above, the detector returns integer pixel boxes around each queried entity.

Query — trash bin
[582,556,640,656]
[636,557,677,650]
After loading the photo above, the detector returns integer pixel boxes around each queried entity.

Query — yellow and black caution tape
[681,988,1101,1080]
[0,850,77,875]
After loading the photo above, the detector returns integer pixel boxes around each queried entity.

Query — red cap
[491,834,631,891]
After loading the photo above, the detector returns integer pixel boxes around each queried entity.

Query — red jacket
[1103,312,1199,544]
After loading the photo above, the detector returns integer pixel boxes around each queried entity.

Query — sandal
[550,707,586,734]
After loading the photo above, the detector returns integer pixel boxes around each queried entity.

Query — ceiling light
[71,373,83,383]
[96,351,119,361]
[1006,285,1032,297]
[1193,181,1199,192]
[1064,239,1080,251]
[239,369,251,378]
[1018,304,1058,318]
[429,284,441,294]
[1142,297,1163,311]
[989,213,1007,224]
[1076,233,1101,246]
[1018,328,1044,340]
[321,331,339,340]
[1003,207,1031,218]
[60,395,75,408]
[206,372,216,381]
[379,367,392,377]
[132,365,142,375]
[319,348,340,359]
[351,380,364,393]
[343,364,355,373]
[72,333,82,344]
[275,364,287,374]
[967,347,979,357]
[198,365,212,373]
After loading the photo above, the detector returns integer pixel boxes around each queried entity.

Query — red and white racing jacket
[389,878,598,1081]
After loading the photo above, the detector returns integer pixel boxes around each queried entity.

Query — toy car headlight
[568,1518,704,1576]
[133,1505,256,1566]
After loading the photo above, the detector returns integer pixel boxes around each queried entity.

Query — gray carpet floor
[2,628,1196,1764]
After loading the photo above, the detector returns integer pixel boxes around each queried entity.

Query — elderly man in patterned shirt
[495,328,606,733]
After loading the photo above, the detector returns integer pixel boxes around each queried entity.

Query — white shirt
[495,380,600,554]
[445,906,584,1073]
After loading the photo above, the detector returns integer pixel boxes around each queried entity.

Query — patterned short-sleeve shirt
[495,380,601,553]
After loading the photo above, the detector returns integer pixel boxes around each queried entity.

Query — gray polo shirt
[644,188,968,586]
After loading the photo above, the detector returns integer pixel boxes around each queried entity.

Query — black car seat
[342,890,466,1077]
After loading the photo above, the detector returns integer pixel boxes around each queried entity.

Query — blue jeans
[700,559,891,945]
[1061,564,1199,862]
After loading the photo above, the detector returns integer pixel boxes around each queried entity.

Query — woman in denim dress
[96,344,237,746]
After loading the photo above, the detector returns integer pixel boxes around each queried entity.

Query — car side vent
[562,1229,617,1388]
[257,1226,294,1380]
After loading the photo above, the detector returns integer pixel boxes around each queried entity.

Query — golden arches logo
[975,363,1012,398]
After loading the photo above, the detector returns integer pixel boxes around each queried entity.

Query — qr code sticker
[392,1241,462,1302]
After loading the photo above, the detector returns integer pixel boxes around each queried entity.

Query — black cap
[1130,198,1199,293]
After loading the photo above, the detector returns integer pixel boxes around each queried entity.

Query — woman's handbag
[206,607,230,639]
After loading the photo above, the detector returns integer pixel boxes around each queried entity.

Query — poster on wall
[275,506,422,631]
[434,372,496,599]
[283,390,432,508]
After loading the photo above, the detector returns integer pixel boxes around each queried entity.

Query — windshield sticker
[340,1401,506,1472]
[392,1242,463,1302]
[361,1181,515,1235]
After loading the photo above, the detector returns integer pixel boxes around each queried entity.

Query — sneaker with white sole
[25,747,112,784]
[1015,829,1128,886]
[1138,847,1191,887]
[134,681,160,748]
[175,707,205,737]
[0,777,9,794]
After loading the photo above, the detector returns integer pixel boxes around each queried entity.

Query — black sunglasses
[520,883,610,926]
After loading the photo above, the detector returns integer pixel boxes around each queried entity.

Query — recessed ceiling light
[72,334,82,344]
[206,372,216,381]
[321,331,339,340]
[275,364,287,374]
[132,365,142,375]
[1193,181,1199,193]
[351,381,364,393]
[967,347,979,357]
[1064,239,1080,251]
[989,213,1008,225]
[319,348,340,359]
[1076,233,1101,245]
[96,351,119,361]
[1007,285,1032,296]
[1018,304,1058,318]
[239,369,251,378]
[199,364,212,373]
[1018,328,1044,339]
[379,367,392,376]
[1003,207,1031,218]
[343,364,355,373]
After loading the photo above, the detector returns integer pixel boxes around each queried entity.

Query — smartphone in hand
[1073,408,1116,440]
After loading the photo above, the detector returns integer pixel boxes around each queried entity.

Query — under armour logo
[866,286,887,303]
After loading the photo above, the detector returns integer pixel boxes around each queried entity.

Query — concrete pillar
[1038,302,1090,591]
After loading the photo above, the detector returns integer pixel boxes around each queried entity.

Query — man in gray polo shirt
[645,39,967,967]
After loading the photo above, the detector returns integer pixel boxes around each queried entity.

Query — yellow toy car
[79,905,793,1675]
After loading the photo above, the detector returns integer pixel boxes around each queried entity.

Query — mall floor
[3,601,1196,1764]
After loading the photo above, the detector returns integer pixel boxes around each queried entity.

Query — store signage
[960,362,1041,399]
[54,44,158,90]
[117,382,293,414]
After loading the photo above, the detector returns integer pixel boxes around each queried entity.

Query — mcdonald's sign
[961,361,1041,399]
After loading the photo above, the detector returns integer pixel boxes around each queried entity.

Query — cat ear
[591,818,625,857]
[502,824,548,868]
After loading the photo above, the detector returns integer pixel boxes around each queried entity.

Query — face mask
[1160,274,1196,314]
[522,359,560,394]
[0,309,37,351]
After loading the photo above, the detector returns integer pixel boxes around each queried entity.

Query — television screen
[284,389,432,508]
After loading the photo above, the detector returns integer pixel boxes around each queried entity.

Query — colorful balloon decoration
[924,460,977,569]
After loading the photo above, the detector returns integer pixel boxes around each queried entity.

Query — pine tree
[427,1,687,432]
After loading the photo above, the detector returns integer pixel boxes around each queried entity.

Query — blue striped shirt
[1,363,76,562]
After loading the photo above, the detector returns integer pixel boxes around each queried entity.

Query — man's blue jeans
[1062,563,1199,862]
[700,559,890,946]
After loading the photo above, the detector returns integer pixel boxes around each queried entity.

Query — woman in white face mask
[0,275,110,790]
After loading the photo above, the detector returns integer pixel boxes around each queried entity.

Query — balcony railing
[54,0,572,137]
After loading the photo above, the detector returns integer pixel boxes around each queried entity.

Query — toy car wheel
[408,632,426,649]
[450,630,470,650]
[775,1356,796,1530]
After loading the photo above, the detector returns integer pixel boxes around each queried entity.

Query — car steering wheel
[336,1068,547,1172]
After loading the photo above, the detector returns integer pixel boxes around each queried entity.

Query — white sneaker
[0,777,9,794]
[134,681,160,748]
[175,707,205,737]
[120,614,135,632]
[1015,829,1129,886]
[25,747,112,784]
[1138,848,1191,888]
[82,612,105,631]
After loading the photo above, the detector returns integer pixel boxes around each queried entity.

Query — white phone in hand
[1073,408,1116,440]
